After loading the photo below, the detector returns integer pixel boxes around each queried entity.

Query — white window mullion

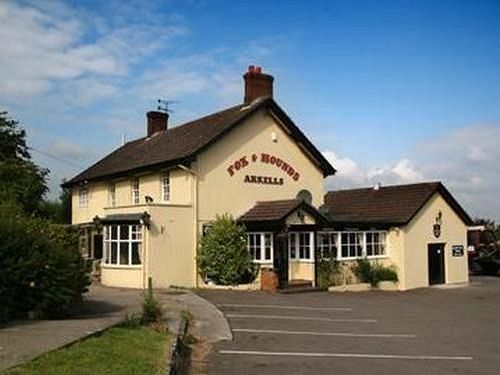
[128,225,132,265]
[362,232,367,258]
[310,232,314,261]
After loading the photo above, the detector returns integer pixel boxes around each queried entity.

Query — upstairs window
[131,178,140,204]
[162,172,170,202]
[78,187,89,207]
[108,183,116,207]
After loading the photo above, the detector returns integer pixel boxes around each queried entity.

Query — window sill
[101,264,142,269]
[253,260,274,265]
[289,259,315,263]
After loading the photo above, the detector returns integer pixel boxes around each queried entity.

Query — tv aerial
[157,99,179,114]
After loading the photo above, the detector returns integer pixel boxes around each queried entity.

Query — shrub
[353,259,398,287]
[0,204,90,322]
[197,214,257,285]
[141,279,163,325]
[317,257,342,289]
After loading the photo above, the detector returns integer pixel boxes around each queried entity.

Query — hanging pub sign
[433,211,442,238]
[226,153,301,184]
[452,245,464,257]
[433,223,441,238]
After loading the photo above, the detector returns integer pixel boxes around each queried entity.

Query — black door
[93,234,103,260]
[273,233,288,289]
[428,244,445,285]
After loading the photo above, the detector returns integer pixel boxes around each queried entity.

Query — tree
[197,214,256,285]
[0,112,48,214]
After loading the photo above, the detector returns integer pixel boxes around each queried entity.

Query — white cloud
[323,124,500,221]
[0,1,185,99]
[323,151,423,190]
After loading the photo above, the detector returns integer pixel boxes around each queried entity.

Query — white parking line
[219,350,473,361]
[219,303,351,311]
[226,314,377,323]
[232,328,415,338]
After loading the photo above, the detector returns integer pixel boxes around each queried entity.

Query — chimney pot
[147,111,168,137]
[243,66,274,104]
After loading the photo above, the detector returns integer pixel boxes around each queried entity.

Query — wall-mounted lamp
[140,212,151,229]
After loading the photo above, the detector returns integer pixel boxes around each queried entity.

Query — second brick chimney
[147,111,168,137]
[243,65,274,104]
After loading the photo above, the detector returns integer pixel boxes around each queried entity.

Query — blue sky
[1,0,499,220]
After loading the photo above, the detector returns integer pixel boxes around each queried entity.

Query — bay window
[289,232,314,261]
[247,232,273,263]
[317,230,388,260]
[103,224,142,266]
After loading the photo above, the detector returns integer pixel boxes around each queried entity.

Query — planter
[328,283,371,292]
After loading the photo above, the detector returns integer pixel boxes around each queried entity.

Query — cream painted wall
[402,193,469,290]
[71,168,192,224]
[386,228,405,289]
[289,261,315,281]
[196,108,325,222]
[101,267,143,288]
[147,205,196,288]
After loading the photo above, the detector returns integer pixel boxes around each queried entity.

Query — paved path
[0,284,229,372]
[198,277,500,375]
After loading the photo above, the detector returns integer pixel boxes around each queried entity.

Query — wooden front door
[428,243,445,285]
[273,233,288,289]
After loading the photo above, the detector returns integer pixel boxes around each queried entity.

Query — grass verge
[6,325,170,375]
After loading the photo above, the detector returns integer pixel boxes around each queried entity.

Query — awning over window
[93,212,150,227]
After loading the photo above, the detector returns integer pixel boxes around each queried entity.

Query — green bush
[197,214,256,285]
[141,281,163,325]
[317,257,342,289]
[353,259,398,287]
[0,204,90,323]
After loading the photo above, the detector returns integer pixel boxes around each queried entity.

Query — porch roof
[238,199,328,226]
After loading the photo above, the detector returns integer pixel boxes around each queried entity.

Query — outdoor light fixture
[140,212,151,229]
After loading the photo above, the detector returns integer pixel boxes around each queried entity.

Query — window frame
[247,232,273,263]
[317,230,388,261]
[365,231,387,258]
[161,172,170,203]
[78,187,89,207]
[288,232,314,262]
[103,224,143,268]
[108,183,116,207]
[317,231,339,260]
[131,178,140,205]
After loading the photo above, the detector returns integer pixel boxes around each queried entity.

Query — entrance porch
[239,199,328,289]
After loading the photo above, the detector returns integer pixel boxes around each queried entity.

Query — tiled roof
[64,98,336,186]
[239,199,304,222]
[322,182,472,226]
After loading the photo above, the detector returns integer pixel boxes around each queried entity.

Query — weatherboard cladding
[322,182,473,226]
[64,98,335,186]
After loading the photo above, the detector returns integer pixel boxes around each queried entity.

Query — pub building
[63,66,472,291]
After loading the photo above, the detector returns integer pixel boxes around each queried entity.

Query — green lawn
[6,326,171,375]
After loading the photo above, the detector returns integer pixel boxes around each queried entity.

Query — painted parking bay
[196,289,484,375]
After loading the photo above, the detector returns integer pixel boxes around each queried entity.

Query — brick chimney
[243,65,274,104]
[147,111,168,137]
